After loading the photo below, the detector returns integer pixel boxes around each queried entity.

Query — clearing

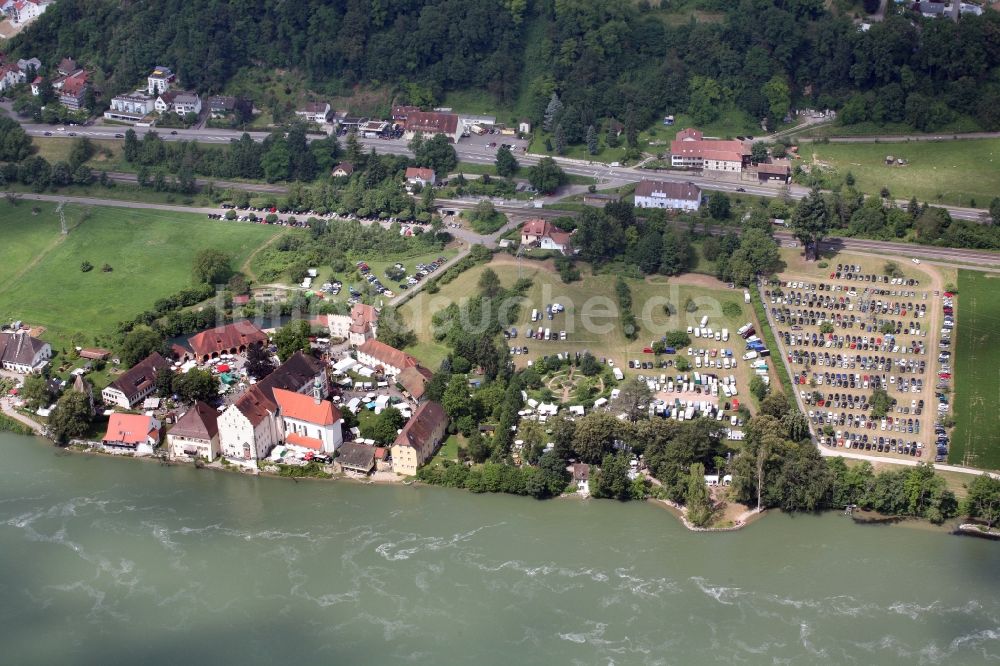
[0,202,281,348]
[805,139,1000,208]
[951,270,1000,470]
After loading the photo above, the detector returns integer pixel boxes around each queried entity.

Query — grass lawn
[0,202,281,349]
[805,139,1000,207]
[31,137,125,170]
[428,434,464,468]
[950,270,1000,470]
[400,257,758,393]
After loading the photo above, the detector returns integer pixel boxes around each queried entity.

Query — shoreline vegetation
[10,427,989,537]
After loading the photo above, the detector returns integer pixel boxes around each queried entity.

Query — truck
[470,124,486,136]
[612,367,624,381]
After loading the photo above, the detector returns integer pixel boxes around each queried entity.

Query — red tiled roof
[670,129,748,162]
[357,339,419,372]
[273,387,340,425]
[187,321,267,358]
[332,162,354,175]
[404,111,458,136]
[521,218,570,246]
[60,70,88,96]
[756,159,791,175]
[396,365,433,400]
[103,413,157,446]
[634,179,701,201]
[349,303,378,334]
[79,347,110,360]
[405,167,435,181]
[285,432,324,450]
[106,352,170,397]
[233,386,276,427]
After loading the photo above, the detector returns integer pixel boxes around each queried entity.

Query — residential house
[670,128,750,173]
[218,386,280,462]
[518,119,532,134]
[355,339,420,377]
[572,463,590,495]
[57,57,77,77]
[337,441,376,474]
[273,386,343,455]
[331,162,354,178]
[57,69,88,111]
[404,167,436,188]
[5,0,49,25]
[0,62,25,92]
[0,330,51,373]
[17,57,41,74]
[101,352,171,409]
[633,180,702,212]
[207,95,236,118]
[104,92,155,123]
[79,347,110,361]
[328,303,378,345]
[166,401,220,461]
[403,111,461,143]
[102,413,161,451]
[519,218,573,255]
[295,102,330,124]
[396,365,434,401]
[255,350,328,403]
[147,66,175,96]
[172,92,201,116]
[187,320,267,362]
[154,91,178,114]
[390,401,448,476]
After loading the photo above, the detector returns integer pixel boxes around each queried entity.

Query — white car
[912,258,920,264]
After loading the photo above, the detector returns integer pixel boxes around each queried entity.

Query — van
[742,351,758,360]
[744,291,752,304]
[700,316,709,328]
[722,329,729,342]
[544,328,551,340]
[531,309,538,322]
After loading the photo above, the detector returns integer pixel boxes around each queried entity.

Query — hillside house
[670,128,750,173]
[404,167,436,188]
[295,102,330,124]
[104,92,155,123]
[147,66,175,96]
[403,111,462,143]
[331,162,354,178]
[102,413,161,450]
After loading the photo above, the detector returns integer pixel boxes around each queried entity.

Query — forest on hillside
[9,0,1000,131]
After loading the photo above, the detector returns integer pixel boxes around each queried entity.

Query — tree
[527,157,567,194]
[990,197,1000,226]
[273,320,311,361]
[688,76,724,125]
[413,134,457,175]
[171,368,219,403]
[477,267,502,298]
[123,129,139,163]
[790,188,831,260]
[762,75,791,123]
[245,343,276,380]
[120,326,164,367]
[192,249,233,284]
[962,475,1000,528]
[750,374,769,402]
[726,229,782,286]
[553,124,566,155]
[665,330,691,348]
[617,377,652,423]
[48,391,93,444]
[708,192,731,219]
[750,142,769,164]
[20,373,50,410]
[155,367,175,397]
[685,462,714,526]
[68,137,95,170]
[592,452,632,500]
[573,412,622,464]
[585,125,598,155]
[543,92,563,132]
[376,306,416,349]
[495,144,518,177]
[363,406,405,445]
[870,387,892,418]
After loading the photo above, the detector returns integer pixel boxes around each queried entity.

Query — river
[1,432,998,665]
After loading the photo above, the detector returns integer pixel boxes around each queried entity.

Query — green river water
[1,432,998,665]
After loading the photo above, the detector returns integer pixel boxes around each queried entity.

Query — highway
[18,121,990,223]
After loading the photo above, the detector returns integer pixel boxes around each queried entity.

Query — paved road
[799,132,1000,144]
[818,446,998,478]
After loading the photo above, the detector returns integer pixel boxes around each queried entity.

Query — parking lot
[764,261,952,462]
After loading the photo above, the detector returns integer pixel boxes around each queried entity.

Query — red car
[938,373,951,379]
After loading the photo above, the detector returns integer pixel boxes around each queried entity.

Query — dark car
[44,131,52,136]
[115,133,124,138]
[170,130,178,135]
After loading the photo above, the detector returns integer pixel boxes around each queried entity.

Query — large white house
[670,128,749,173]
[147,66,175,96]
[355,340,420,377]
[218,386,281,463]
[100,352,171,409]
[104,92,155,123]
[295,102,330,124]
[166,401,220,461]
[0,330,50,374]
[328,303,378,346]
[3,0,49,25]
[633,179,702,211]
[273,385,343,455]
[520,219,573,255]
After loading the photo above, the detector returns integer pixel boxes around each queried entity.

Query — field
[951,270,1000,470]
[399,257,759,395]
[0,203,282,348]
[806,139,1000,207]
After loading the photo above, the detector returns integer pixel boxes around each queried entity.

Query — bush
[721,301,741,318]
[80,260,93,272]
